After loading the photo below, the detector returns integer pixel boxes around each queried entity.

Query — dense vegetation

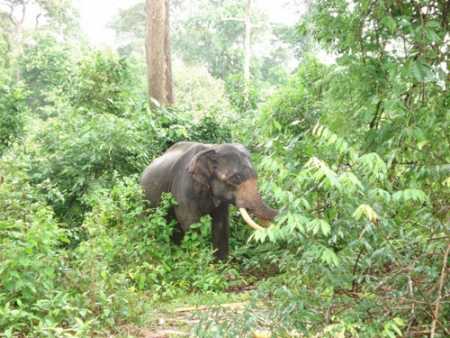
[0,0,448,337]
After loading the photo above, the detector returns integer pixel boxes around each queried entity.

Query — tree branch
[430,243,449,338]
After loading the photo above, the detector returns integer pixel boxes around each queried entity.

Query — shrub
[204,124,449,337]
[0,166,74,336]
[173,61,232,118]
[72,51,146,116]
[23,106,233,225]
[18,33,76,119]
[25,110,158,223]
[189,114,232,144]
[0,161,148,336]
[0,82,26,154]
[261,55,328,139]
[225,73,259,112]
[77,177,232,300]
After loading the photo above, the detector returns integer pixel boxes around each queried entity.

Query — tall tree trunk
[8,1,28,82]
[145,0,174,107]
[243,0,252,108]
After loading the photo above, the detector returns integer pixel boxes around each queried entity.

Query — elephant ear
[188,148,218,188]
[231,143,251,158]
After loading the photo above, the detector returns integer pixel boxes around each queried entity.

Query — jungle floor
[115,290,257,338]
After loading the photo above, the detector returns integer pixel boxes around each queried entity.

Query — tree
[0,0,78,79]
[243,0,252,105]
[145,0,174,107]
[109,2,146,56]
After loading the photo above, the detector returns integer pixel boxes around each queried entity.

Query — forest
[0,0,448,337]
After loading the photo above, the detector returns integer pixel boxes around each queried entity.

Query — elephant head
[188,144,277,230]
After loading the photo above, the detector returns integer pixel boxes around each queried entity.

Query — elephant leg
[166,207,184,245]
[171,224,185,245]
[173,205,201,242]
[211,204,229,260]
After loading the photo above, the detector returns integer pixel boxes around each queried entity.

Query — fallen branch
[174,301,249,313]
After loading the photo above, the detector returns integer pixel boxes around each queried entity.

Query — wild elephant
[140,142,277,260]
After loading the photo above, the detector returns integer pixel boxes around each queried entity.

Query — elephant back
[140,142,210,206]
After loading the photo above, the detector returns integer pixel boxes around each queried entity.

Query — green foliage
[173,61,232,117]
[19,33,76,118]
[18,105,231,225]
[189,114,232,144]
[72,51,146,116]
[197,1,449,336]
[0,166,146,336]
[25,111,154,223]
[225,73,259,112]
[262,55,328,143]
[0,167,76,336]
[0,82,26,154]
[200,124,448,336]
[1,0,448,336]
[78,178,232,299]
[172,0,246,79]
[0,168,235,336]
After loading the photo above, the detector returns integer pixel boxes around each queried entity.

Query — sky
[76,0,301,47]
[77,0,142,47]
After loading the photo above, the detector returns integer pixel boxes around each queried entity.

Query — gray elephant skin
[140,141,278,260]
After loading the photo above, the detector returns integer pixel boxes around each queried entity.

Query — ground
[114,291,255,337]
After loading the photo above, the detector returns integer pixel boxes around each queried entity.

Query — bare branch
[430,243,450,338]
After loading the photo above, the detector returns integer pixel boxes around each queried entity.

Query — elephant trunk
[235,178,278,230]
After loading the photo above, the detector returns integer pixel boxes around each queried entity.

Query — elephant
[140,141,278,260]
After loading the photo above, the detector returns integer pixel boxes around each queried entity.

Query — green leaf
[392,189,427,203]
[411,61,430,81]
[320,247,339,267]
[382,16,397,33]
[353,204,379,223]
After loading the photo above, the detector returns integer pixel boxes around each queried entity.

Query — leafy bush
[0,165,77,336]
[77,177,232,300]
[21,105,233,227]
[189,114,232,144]
[197,125,449,336]
[0,82,26,154]
[225,73,259,112]
[261,55,328,139]
[72,51,146,116]
[0,165,147,336]
[25,110,156,223]
[173,61,232,118]
[0,165,234,336]
[194,1,450,333]
[18,33,76,119]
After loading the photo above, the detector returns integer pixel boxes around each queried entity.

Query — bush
[22,106,233,226]
[72,51,146,116]
[261,55,328,140]
[173,61,232,118]
[0,164,148,336]
[206,124,449,337]
[0,166,76,336]
[25,110,158,223]
[77,177,232,300]
[225,73,259,112]
[19,33,76,119]
[189,114,232,144]
[0,82,26,154]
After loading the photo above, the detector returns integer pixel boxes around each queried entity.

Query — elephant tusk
[239,208,266,231]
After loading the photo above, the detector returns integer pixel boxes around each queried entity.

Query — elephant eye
[228,173,243,185]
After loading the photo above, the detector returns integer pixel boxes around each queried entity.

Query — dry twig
[430,243,449,338]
